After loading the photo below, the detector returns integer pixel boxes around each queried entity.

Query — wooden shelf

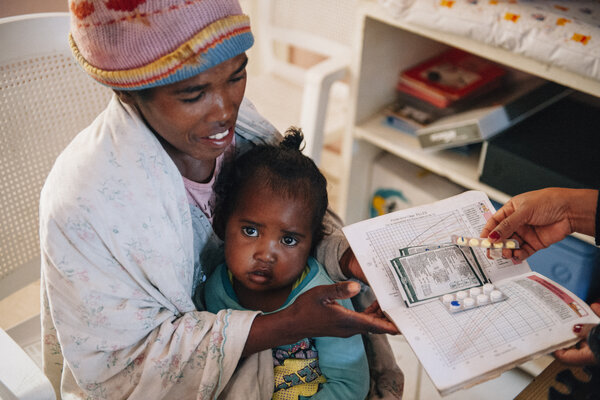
[353,113,596,245]
[354,113,511,204]
[338,1,597,246]
[362,2,600,99]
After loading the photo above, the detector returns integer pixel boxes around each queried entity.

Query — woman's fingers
[488,206,529,243]
[482,202,516,239]
[321,281,361,303]
[512,242,536,261]
[363,300,381,314]
[553,341,596,366]
[355,309,399,335]
[297,283,399,336]
[323,283,399,334]
[554,318,599,366]
[363,300,400,334]
[573,323,596,340]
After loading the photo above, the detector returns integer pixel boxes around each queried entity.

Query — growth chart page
[342,191,593,394]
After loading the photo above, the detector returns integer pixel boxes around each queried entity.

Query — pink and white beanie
[69,0,254,90]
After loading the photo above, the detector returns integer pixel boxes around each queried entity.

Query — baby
[205,127,369,399]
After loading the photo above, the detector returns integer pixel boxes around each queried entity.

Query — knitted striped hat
[69,0,254,90]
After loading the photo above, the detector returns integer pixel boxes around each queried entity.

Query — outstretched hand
[337,250,396,332]
[245,281,399,356]
[289,281,400,338]
[481,188,597,261]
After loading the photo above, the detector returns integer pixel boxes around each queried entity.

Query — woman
[40,0,402,398]
[481,187,600,366]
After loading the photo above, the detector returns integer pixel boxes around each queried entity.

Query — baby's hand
[339,248,368,283]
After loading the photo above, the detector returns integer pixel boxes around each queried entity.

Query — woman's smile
[207,128,231,140]
[193,126,235,148]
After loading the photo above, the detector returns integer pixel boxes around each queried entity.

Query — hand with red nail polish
[553,303,600,366]
[480,188,598,261]
[489,231,500,241]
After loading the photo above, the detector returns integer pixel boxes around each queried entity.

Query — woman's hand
[289,282,398,337]
[480,188,597,261]
[243,281,399,356]
[554,303,600,366]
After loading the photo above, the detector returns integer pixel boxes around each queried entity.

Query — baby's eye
[242,226,258,237]
[281,236,298,247]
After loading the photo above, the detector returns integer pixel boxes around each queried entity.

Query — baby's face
[224,184,313,296]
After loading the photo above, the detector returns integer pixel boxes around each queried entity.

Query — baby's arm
[314,209,351,282]
[307,296,370,400]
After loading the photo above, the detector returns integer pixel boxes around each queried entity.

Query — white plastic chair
[0,328,55,400]
[0,13,112,398]
[244,0,357,167]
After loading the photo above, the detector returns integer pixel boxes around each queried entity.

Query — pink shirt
[182,137,235,223]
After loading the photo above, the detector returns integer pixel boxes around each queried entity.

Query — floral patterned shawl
[39,95,274,399]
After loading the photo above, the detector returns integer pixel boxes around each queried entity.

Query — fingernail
[573,324,583,333]
[489,231,500,240]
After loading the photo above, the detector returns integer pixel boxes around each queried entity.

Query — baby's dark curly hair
[213,127,329,251]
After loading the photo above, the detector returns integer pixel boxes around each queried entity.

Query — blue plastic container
[527,235,599,301]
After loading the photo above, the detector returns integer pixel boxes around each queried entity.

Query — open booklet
[342,190,600,396]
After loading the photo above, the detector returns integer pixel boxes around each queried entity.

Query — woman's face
[124,53,248,164]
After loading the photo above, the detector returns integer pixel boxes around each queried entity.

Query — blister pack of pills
[440,283,507,313]
[451,235,520,260]
[451,235,519,249]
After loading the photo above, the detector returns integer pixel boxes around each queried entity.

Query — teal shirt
[204,257,370,400]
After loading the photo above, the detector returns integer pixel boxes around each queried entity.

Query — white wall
[0,0,265,74]
[1,0,67,18]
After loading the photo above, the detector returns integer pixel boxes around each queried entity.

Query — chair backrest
[256,0,356,84]
[0,13,112,300]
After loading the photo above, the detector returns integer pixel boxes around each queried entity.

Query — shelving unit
[336,4,599,396]
[338,1,599,247]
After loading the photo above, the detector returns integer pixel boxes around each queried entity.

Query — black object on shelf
[479,95,600,196]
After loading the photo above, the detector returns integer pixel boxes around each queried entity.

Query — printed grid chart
[366,211,467,266]
[409,284,555,367]
[366,211,477,294]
